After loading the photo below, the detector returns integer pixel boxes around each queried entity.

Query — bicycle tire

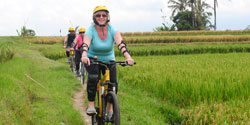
[105,92,120,125]
[70,63,74,72]
[91,114,98,125]
[70,56,76,72]
[70,57,73,72]
[73,57,76,72]
[94,90,105,125]
[98,95,106,125]
[80,62,86,84]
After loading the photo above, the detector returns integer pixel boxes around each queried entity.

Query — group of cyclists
[63,5,135,118]
[63,27,86,77]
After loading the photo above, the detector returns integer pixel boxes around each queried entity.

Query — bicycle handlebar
[115,61,136,67]
[90,59,136,67]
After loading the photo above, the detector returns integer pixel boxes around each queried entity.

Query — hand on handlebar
[81,56,90,66]
[126,57,135,66]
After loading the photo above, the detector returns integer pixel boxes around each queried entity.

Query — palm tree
[188,0,196,28]
[168,0,213,30]
[196,0,213,29]
[187,0,212,29]
[213,0,218,30]
[168,0,188,19]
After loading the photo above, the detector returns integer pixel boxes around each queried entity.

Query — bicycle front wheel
[69,57,73,72]
[105,92,120,125]
[91,113,98,125]
[80,62,86,84]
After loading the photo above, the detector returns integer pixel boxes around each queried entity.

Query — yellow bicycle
[69,48,75,72]
[90,58,135,125]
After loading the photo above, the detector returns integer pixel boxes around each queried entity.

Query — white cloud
[0,0,249,36]
[206,0,250,30]
[216,0,250,30]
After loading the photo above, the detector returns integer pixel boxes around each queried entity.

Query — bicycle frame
[97,68,114,118]
[70,49,74,56]
[90,59,135,124]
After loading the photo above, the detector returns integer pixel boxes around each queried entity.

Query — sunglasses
[95,14,107,18]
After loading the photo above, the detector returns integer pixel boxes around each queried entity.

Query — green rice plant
[180,100,250,124]
[0,41,83,124]
[115,43,250,57]
[120,32,133,36]
[116,54,250,124]
[25,36,64,44]
[38,43,66,60]
[121,30,250,37]
[133,32,143,36]
[142,32,153,36]
[0,41,15,63]
[118,54,250,106]
[123,35,250,44]
[41,49,65,60]
[22,40,66,60]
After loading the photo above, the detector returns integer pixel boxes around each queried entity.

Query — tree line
[155,0,226,31]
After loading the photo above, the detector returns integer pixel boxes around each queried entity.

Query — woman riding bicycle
[63,27,76,62]
[81,5,134,117]
[72,27,86,77]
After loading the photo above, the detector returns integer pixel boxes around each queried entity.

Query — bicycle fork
[98,70,116,118]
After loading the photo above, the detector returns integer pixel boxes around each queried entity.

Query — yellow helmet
[79,27,86,33]
[93,5,109,15]
[93,5,110,27]
[68,27,74,32]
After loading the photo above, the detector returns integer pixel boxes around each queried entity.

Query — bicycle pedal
[86,112,97,116]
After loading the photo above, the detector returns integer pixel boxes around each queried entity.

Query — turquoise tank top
[85,24,117,62]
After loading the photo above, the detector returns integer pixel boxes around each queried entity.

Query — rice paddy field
[118,54,250,123]
[1,30,250,124]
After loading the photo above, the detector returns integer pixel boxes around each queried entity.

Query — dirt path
[73,82,92,125]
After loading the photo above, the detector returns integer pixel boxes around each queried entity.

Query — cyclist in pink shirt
[72,27,86,77]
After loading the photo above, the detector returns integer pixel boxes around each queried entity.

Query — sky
[0,0,249,36]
